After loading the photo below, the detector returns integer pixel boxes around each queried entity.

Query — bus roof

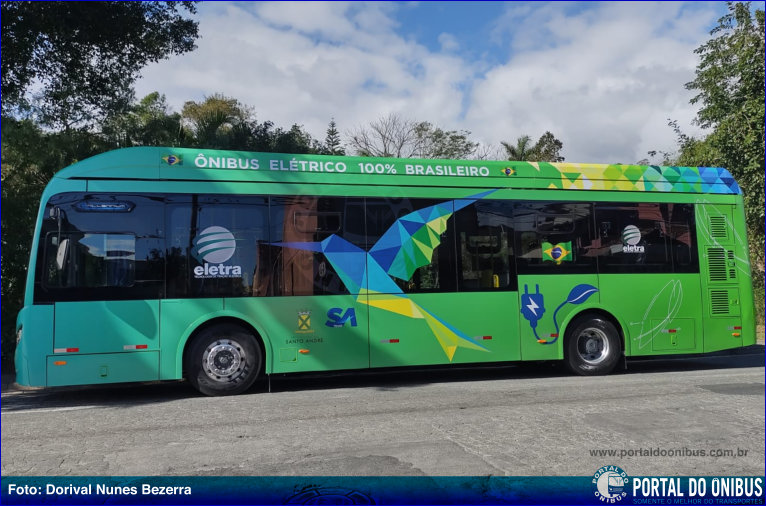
[54,146,741,195]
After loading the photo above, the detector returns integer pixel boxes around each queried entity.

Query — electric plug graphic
[520,284,546,330]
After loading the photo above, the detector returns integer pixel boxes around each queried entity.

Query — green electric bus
[14,147,755,395]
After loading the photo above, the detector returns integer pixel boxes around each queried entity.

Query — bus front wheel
[186,324,262,396]
[564,315,621,376]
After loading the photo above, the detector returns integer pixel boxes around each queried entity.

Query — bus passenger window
[594,203,672,273]
[455,200,516,291]
[514,202,596,274]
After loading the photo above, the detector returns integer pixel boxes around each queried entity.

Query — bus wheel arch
[183,317,266,396]
[562,309,624,376]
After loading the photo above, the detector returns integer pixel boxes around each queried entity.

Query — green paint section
[47,352,159,386]
[51,147,741,195]
[599,274,703,356]
[518,275,599,361]
[369,292,520,368]
[226,296,369,374]
[696,203,756,352]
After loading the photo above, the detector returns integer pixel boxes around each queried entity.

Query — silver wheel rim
[576,328,609,365]
[202,339,246,382]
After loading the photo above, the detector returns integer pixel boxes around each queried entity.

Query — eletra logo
[193,226,236,263]
[622,225,645,253]
[192,226,241,278]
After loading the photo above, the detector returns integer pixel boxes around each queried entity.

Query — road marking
[1,405,101,415]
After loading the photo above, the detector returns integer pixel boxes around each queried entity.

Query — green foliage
[1,1,199,127]
[1,119,111,365]
[502,131,565,162]
[412,122,478,159]
[680,1,765,322]
[102,92,188,147]
[0,91,326,368]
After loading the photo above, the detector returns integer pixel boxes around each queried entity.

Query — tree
[321,118,345,155]
[412,122,478,159]
[1,119,109,364]
[1,1,199,127]
[501,131,564,162]
[680,1,764,321]
[348,113,477,159]
[101,92,187,147]
[501,135,535,161]
[533,131,565,162]
[181,94,253,149]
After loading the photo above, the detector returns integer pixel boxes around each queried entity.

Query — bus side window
[514,202,596,274]
[594,203,672,273]
[270,196,362,296]
[455,200,516,291]
[365,197,458,294]
[166,195,269,299]
[667,203,698,273]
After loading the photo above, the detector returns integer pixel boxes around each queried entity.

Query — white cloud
[135,1,721,163]
[438,33,459,52]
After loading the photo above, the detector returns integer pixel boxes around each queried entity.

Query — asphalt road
[2,347,763,477]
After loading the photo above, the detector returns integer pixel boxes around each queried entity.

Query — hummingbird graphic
[271,189,498,361]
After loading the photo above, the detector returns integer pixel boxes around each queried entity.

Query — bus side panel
[54,300,160,354]
[368,292,521,368]
[47,352,159,386]
[599,274,703,356]
[159,298,224,380]
[517,274,599,361]
[14,305,54,387]
[696,203,754,352]
[229,296,370,374]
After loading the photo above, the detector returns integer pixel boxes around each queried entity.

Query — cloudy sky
[135,1,748,164]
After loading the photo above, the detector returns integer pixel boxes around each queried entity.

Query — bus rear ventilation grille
[709,216,728,239]
[707,248,727,281]
[710,290,730,315]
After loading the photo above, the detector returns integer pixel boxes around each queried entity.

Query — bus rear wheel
[564,315,621,376]
[186,324,262,396]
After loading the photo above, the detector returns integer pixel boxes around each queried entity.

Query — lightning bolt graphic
[526,299,539,316]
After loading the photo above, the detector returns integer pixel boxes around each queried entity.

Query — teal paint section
[23,178,87,307]
[14,305,53,386]
[47,352,159,386]
[54,301,160,354]
[159,299,223,380]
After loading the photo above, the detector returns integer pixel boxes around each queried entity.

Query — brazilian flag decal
[542,241,572,265]
[162,154,183,166]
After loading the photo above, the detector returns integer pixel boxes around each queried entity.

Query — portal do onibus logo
[593,465,630,503]
[192,226,242,278]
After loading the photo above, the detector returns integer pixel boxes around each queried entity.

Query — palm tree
[501,135,535,161]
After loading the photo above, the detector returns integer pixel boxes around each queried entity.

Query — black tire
[564,315,621,376]
[186,323,262,396]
